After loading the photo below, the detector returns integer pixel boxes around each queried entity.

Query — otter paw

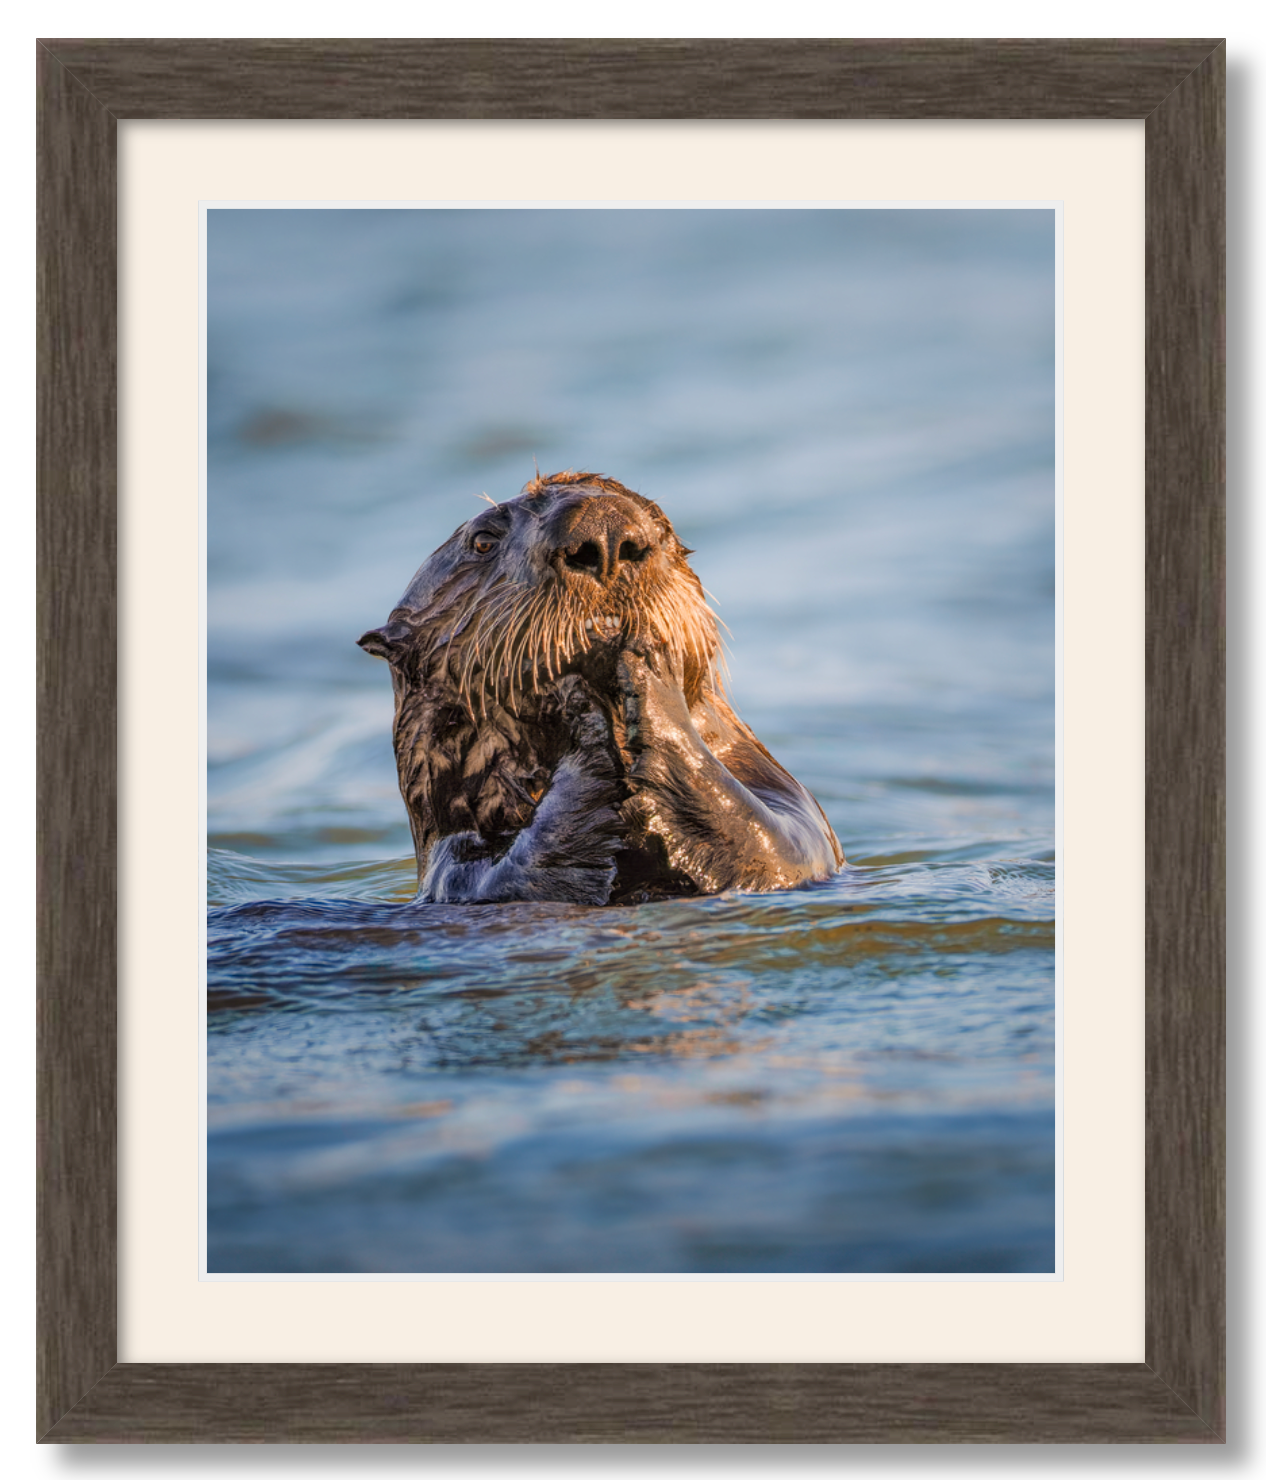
[418,831,494,902]
[617,645,695,763]
[615,647,653,754]
[553,672,616,758]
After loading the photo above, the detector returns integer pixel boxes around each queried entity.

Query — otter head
[357,471,721,714]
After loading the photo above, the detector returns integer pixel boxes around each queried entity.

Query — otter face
[358,472,721,713]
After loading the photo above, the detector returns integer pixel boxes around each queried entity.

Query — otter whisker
[527,595,553,687]
[550,605,570,676]
[515,589,548,694]
[502,600,534,708]
[525,601,545,692]
[565,614,584,667]
[444,582,504,692]
[463,581,529,711]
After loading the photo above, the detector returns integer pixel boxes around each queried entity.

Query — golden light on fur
[408,473,725,719]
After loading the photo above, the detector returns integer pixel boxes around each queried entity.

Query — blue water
[206,208,1056,1274]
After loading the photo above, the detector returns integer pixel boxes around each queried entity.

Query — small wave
[208,846,416,906]
[206,875,1053,1025]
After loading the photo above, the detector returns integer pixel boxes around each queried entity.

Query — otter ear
[357,620,411,662]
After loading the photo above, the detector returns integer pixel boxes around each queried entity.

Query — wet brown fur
[364,473,843,902]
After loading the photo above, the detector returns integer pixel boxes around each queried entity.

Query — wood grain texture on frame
[35,37,1226,1444]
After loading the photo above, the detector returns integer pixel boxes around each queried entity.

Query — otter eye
[472,532,501,555]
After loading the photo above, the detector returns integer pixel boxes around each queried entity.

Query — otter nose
[553,497,655,585]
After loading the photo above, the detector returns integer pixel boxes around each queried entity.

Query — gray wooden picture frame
[36,38,1225,1443]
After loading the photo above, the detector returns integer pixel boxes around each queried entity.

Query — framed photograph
[37,39,1224,1442]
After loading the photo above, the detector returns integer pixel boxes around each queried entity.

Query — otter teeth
[584,616,621,639]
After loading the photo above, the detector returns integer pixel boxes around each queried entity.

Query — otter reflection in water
[358,471,843,906]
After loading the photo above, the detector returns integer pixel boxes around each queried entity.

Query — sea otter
[358,471,843,905]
